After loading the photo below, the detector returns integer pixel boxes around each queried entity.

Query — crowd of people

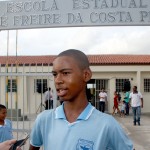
[98,86,143,126]
[0,49,144,150]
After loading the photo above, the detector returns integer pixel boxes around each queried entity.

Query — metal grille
[144,79,150,92]
[7,79,17,92]
[0,63,53,149]
[116,78,129,92]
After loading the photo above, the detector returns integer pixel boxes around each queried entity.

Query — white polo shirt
[30,103,133,150]
[44,90,53,102]
[129,92,143,107]
[99,92,107,102]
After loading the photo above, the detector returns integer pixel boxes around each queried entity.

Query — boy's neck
[64,100,88,123]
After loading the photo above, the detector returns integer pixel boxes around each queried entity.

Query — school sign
[0,0,150,30]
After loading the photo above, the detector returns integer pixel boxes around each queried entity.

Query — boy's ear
[83,68,92,82]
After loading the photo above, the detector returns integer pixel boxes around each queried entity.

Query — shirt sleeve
[129,93,132,99]
[44,91,48,102]
[105,93,107,98]
[30,114,43,147]
[138,92,143,98]
[108,117,133,150]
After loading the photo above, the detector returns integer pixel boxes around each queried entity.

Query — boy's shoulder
[93,109,116,123]
[37,109,55,120]
[5,119,12,123]
[4,119,12,127]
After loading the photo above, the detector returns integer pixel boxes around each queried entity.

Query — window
[116,79,129,92]
[144,79,150,92]
[34,79,47,93]
[96,79,107,91]
[7,79,17,92]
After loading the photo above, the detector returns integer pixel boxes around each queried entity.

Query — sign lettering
[0,0,150,30]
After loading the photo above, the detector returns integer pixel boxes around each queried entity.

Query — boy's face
[52,56,91,101]
[0,108,7,121]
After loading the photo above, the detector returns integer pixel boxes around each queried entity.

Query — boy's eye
[52,73,57,77]
[63,72,70,75]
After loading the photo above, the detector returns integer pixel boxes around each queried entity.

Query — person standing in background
[129,86,143,126]
[112,91,121,116]
[124,91,130,115]
[44,87,53,110]
[50,89,54,109]
[99,88,107,113]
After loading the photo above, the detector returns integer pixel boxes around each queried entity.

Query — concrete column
[137,71,141,91]
[108,77,116,113]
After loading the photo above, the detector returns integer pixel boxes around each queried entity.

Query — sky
[0,0,150,56]
[0,26,150,56]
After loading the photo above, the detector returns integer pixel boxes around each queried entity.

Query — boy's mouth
[57,89,68,97]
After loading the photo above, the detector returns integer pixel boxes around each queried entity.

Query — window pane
[144,79,150,92]
[116,79,130,92]
[34,79,47,93]
[7,79,17,92]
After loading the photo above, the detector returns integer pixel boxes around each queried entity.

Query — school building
[0,54,150,117]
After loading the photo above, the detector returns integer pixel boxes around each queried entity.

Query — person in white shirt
[99,88,107,113]
[44,87,53,110]
[129,86,143,126]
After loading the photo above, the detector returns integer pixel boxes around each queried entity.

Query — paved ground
[114,113,150,150]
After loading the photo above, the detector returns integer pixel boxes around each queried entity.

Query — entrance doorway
[87,79,109,111]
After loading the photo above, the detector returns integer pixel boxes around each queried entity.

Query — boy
[29,49,133,150]
[0,104,13,143]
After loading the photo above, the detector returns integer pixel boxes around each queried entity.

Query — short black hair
[57,49,90,70]
[0,104,6,111]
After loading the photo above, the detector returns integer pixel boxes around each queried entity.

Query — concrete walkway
[114,113,150,150]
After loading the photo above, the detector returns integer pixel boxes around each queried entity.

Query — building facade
[0,55,150,115]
